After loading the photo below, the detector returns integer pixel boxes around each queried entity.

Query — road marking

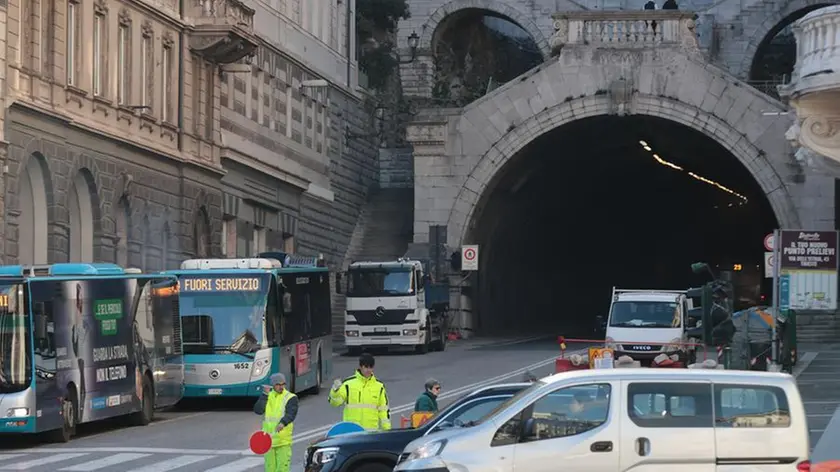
[204,457,263,471]
[123,455,216,472]
[0,453,90,470]
[281,352,568,448]
[20,448,248,456]
[808,413,837,417]
[58,453,151,471]
[793,352,817,377]
[0,457,25,463]
[149,411,212,427]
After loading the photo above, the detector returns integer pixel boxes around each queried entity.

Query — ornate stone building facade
[0,0,379,272]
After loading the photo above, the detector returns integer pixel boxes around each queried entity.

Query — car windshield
[179,274,271,356]
[470,381,546,426]
[348,268,413,297]
[0,283,31,394]
[609,301,680,328]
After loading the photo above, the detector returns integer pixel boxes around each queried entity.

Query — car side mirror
[434,420,454,432]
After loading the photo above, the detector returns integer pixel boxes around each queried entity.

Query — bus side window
[30,282,57,374]
[266,282,280,346]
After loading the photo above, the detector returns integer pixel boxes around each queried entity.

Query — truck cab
[337,258,447,354]
[604,288,692,364]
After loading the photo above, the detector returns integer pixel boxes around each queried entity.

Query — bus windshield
[0,283,31,394]
[348,268,413,297]
[179,274,271,356]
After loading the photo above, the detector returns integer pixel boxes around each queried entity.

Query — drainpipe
[346,0,352,87]
[177,0,186,152]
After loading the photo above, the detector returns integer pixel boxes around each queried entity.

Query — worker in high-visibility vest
[329,353,391,430]
[254,373,298,472]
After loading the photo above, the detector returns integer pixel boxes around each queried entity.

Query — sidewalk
[796,345,840,461]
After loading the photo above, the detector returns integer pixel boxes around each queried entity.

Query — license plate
[207,388,223,395]
[374,327,386,333]
[372,337,389,342]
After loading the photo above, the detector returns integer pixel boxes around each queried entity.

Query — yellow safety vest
[329,370,391,430]
[261,389,296,447]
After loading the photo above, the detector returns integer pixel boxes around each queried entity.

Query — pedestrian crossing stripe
[0,452,265,471]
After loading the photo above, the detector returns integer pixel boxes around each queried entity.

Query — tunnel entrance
[470,115,779,338]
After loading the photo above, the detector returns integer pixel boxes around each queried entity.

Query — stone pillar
[406,114,450,245]
[400,53,435,99]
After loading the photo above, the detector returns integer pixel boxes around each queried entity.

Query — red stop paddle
[249,431,272,455]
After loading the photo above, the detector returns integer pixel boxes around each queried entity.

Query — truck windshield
[0,283,31,394]
[609,301,680,328]
[179,274,271,356]
[348,269,413,297]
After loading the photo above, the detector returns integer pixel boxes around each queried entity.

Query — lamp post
[400,31,420,64]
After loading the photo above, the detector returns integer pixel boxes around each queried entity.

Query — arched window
[115,197,131,266]
[194,206,211,257]
[67,170,95,262]
[19,154,50,264]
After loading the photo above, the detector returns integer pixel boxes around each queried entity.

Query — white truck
[604,287,695,365]
[336,258,449,355]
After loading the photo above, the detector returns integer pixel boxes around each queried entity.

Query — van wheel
[48,395,77,443]
[130,376,154,426]
[352,462,393,472]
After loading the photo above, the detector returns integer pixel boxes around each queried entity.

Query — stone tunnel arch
[737,0,839,79]
[441,57,800,248]
[418,0,551,57]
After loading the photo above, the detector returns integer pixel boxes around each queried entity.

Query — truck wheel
[416,326,431,354]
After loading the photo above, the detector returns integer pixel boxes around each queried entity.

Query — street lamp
[400,31,420,64]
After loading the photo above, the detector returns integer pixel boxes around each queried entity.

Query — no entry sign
[462,245,479,271]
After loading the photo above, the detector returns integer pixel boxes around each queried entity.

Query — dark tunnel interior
[471,115,779,337]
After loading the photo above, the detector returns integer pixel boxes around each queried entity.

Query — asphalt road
[796,344,840,452]
[0,336,563,471]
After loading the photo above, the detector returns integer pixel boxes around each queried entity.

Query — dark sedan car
[304,382,531,472]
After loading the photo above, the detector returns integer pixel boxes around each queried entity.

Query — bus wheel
[48,395,77,443]
[130,376,154,426]
[312,356,322,394]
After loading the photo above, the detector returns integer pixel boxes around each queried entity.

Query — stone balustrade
[187,0,258,63]
[550,11,700,54]
[782,5,840,167]
[190,0,254,28]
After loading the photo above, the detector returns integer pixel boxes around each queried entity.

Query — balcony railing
[746,77,789,100]
[188,0,258,64]
[191,0,254,29]
[550,11,700,54]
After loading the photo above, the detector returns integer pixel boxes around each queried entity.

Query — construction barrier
[555,337,721,372]
[399,412,435,429]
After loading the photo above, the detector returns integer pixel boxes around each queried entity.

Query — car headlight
[6,408,28,418]
[311,447,339,465]
[251,357,271,378]
[406,439,447,462]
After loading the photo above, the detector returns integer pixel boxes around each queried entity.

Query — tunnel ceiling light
[640,141,748,204]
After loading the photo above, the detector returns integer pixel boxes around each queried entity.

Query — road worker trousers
[264,445,291,472]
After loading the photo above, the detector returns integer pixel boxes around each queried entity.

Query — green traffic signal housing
[686,283,714,346]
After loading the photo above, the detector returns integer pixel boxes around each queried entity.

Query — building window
[283,235,295,253]
[237,221,253,257]
[93,13,105,96]
[253,228,266,254]
[66,0,78,86]
[162,43,172,122]
[117,23,131,105]
[141,31,153,109]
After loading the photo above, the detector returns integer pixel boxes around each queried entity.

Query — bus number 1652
[233,363,250,370]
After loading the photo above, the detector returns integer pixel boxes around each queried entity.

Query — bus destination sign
[181,277,262,292]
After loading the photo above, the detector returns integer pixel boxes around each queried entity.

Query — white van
[605,288,692,363]
[394,368,810,472]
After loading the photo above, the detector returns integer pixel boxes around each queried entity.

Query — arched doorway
[194,206,211,258]
[18,154,50,264]
[430,8,543,105]
[114,197,131,266]
[67,170,97,262]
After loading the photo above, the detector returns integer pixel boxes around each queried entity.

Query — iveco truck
[336,258,449,355]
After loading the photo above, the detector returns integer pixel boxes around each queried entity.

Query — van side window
[492,383,611,446]
[713,384,791,428]
[628,383,712,428]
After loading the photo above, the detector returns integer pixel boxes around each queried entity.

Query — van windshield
[471,381,546,426]
[609,301,680,328]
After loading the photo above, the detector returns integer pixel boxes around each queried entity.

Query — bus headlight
[6,408,28,418]
[251,358,272,378]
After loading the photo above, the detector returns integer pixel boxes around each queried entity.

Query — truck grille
[623,344,656,352]
[347,309,413,325]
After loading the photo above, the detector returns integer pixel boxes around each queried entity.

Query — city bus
[166,253,332,398]
[0,263,183,442]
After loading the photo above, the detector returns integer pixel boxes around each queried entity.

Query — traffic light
[686,283,713,345]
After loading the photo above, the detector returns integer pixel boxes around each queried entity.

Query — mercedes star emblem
[375,306,386,318]
[209,369,220,380]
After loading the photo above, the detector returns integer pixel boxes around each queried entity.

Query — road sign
[764,233,775,251]
[764,252,774,278]
[462,245,479,271]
